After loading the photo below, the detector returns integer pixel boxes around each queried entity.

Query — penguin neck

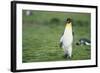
[63,23,72,35]
[65,23,72,30]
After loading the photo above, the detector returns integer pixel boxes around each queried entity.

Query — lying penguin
[76,38,91,46]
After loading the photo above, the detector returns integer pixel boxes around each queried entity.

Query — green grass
[22,10,91,63]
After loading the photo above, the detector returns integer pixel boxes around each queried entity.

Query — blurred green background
[22,10,91,63]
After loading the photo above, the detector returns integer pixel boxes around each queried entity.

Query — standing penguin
[60,18,73,58]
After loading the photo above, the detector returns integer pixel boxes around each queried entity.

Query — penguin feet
[63,54,71,59]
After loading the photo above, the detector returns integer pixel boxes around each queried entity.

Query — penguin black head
[66,18,72,23]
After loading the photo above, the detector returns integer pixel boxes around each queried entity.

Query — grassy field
[22,10,91,63]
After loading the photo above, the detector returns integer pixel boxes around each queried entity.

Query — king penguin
[60,18,73,58]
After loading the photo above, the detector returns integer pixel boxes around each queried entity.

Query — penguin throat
[65,23,72,30]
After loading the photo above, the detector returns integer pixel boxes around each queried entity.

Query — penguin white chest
[62,22,73,47]
[63,29,73,47]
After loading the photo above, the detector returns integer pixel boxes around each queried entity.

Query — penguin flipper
[59,42,63,48]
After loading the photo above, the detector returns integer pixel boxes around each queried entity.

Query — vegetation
[22,10,91,63]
